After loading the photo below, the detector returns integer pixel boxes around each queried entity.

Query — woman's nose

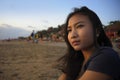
[71,30,78,39]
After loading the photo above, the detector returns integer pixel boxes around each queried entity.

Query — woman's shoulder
[91,47,119,60]
[89,46,120,69]
[86,47,120,79]
[98,47,117,53]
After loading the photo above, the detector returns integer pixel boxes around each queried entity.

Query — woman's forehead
[68,14,90,27]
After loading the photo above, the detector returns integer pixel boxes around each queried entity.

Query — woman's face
[67,14,94,51]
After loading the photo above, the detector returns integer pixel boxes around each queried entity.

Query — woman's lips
[72,41,80,46]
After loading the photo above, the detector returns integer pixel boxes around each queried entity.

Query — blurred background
[0,0,120,40]
[0,0,120,80]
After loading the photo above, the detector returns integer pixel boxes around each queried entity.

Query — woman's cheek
[68,34,72,45]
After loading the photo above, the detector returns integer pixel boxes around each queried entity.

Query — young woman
[57,6,120,80]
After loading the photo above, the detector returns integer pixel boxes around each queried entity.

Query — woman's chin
[73,46,82,51]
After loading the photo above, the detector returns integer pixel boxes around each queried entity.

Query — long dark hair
[58,6,112,80]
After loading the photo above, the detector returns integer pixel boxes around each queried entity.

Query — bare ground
[0,41,66,80]
[0,41,119,80]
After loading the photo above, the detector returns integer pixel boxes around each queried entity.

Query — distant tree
[109,20,120,25]
[47,27,53,33]
[103,20,120,30]
[58,25,62,31]
[41,30,48,37]
[53,27,59,33]
[36,31,43,38]
[18,37,26,40]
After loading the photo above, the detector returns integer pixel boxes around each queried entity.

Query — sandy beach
[0,41,67,80]
[0,40,119,80]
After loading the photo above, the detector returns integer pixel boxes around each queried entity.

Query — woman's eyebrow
[74,21,85,27]
[67,21,85,28]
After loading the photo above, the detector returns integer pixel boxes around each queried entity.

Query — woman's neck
[81,46,97,64]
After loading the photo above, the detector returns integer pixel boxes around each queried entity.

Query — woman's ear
[96,29,100,37]
[96,34,99,37]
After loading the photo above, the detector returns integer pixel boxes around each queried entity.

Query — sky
[0,0,120,40]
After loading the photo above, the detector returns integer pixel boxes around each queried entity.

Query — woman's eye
[76,24,84,28]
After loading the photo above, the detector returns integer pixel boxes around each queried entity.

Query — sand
[0,41,66,80]
[0,40,119,80]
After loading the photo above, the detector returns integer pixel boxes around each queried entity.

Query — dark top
[82,47,120,80]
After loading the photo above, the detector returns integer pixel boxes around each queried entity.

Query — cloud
[0,24,12,28]
[41,20,49,24]
[0,24,31,40]
[27,26,35,28]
